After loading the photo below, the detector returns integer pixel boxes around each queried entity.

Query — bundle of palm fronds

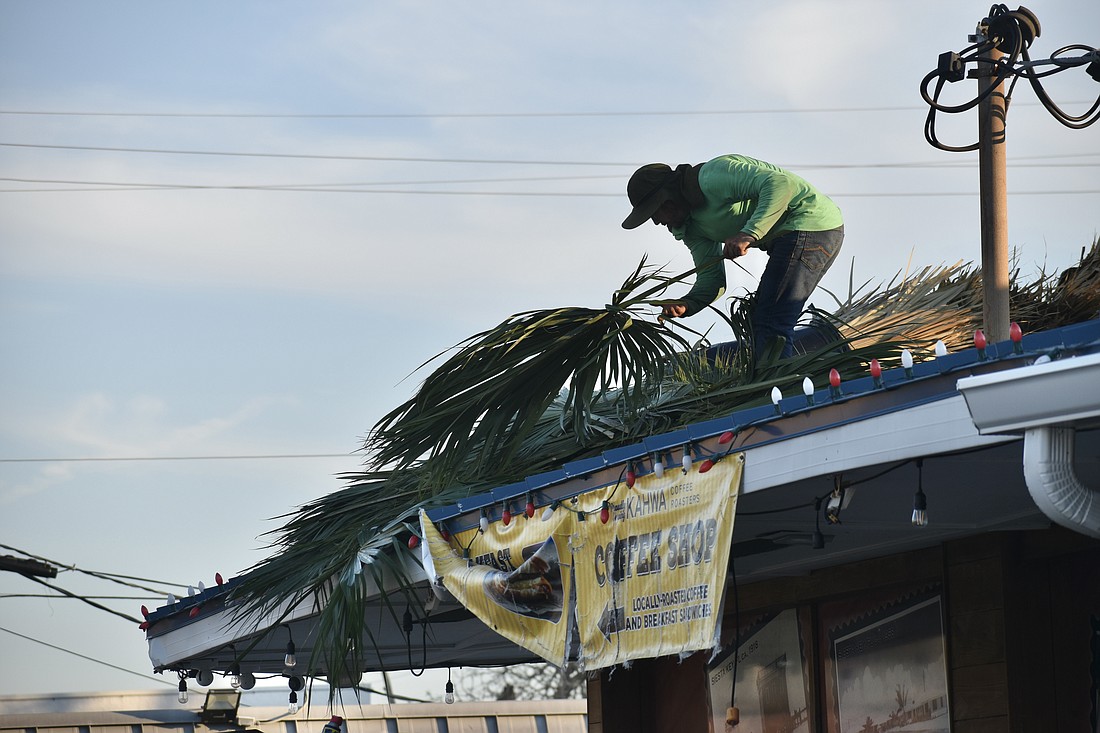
[233,237,1099,682]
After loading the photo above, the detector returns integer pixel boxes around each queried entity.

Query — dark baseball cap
[621,163,675,229]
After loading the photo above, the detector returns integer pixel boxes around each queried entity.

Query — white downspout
[1022,426,1100,539]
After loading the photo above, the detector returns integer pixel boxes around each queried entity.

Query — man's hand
[723,234,756,259]
[661,302,688,319]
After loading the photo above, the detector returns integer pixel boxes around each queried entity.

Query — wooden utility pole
[976,45,1010,342]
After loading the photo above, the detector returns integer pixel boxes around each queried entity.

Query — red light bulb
[829,368,841,388]
[215,573,224,586]
[441,529,451,541]
[408,535,420,549]
[870,359,881,378]
[502,509,512,526]
[599,503,610,524]
[189,606,200,618]
[625,469,636,488]
[1009,322,1022,342]
[974,329,987,350]
[718,431,734,445]
[140,605,150,619]
[699,458,715,473]
[525,501,535,518]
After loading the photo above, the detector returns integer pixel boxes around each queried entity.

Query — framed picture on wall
[821,586,950,733]
[708,607,812,733]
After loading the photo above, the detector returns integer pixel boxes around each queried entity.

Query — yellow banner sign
[420,453,742,670]
[420,504,575,665]
[572,455,742,669]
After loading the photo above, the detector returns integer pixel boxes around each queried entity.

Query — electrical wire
[0,453,356,463]
[19,575,142,624]
[920,4,1100,151]
[0,543,187,592]
[0,100,1088,119]
[0,625,176,686]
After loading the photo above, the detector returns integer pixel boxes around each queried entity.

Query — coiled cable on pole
[920,4,1100,151]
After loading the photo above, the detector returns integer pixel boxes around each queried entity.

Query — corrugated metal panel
[0,698,587,733]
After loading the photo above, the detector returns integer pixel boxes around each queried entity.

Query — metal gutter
[958,347,1100,538]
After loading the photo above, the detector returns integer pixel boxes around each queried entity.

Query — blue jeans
[753,226,844,359]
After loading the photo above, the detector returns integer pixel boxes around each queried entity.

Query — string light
[653,454,665,478]
[525,495,536,519]
[912,459,929,527]
[445,668,455,704]
[479,511,490,534]
[682,446,693,474]
[288,675,304,714]
[625,463,637,488]
[1010,322,1024,353]
[771,386,783,414]
[177,672,188,704]
[974,329,988,360]
[541,500,559,522]
[802,377,815,406]
[284,637,297,669]
[901,349,914,378]
[502,505,512,526]
[870,359,883,389]
[828,368,842,400]
[935,340,948,358]
[600,501,611,524]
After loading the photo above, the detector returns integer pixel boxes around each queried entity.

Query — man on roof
[622,154,844,359]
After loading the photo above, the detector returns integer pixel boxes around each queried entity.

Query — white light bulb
[770,386,782,405]
[901,349,914,369]
[177,680,188,704]
[166,593,176,605]
[187,585,196,597]
[934,340,947,358]
[197,581,205,593]
[802,377,814,397]
[541,504,555,522]
[445,680,455,704]
[479,514,489,533]
[230,671,241,689]
[288,691,299,714]
[682,450,692,473]
[653,459,664,478]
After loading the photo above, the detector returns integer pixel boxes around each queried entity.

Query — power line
[0,101,1089,119]
[1,593,162,600]
[1,159,1096,192]
[21,575,142,624]
[0,452,357,463]
[0,543,188,592]
[4,187,1095,198]
[0,142,633,166]
[0,625,175,687]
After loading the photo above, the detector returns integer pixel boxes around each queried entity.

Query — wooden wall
[588,527,1100,733]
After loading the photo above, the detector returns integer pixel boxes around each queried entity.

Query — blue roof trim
[490,481,529,503]
[562,455,607,477]
[525,469,569,492]
[412,319,1100,526]
[601,443,651,464]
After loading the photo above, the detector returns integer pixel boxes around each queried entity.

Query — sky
[1,0,1098,704]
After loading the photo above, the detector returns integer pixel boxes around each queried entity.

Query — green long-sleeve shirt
[668,154,843,316]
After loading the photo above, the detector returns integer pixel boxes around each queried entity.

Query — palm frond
[366,258,695,475]
[229,238,1100,686]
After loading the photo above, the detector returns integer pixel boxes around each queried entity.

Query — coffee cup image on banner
[483,539,564,622]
